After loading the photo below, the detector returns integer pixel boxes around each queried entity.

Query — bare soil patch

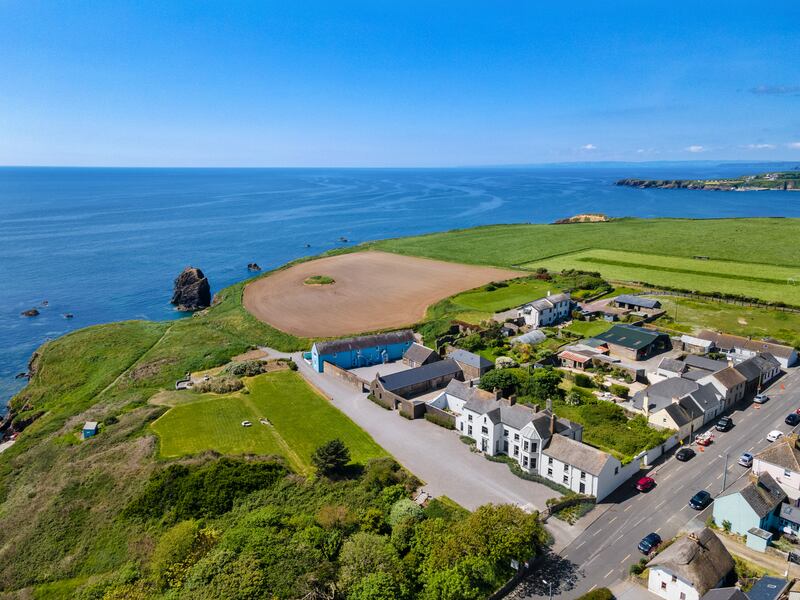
[243,251,521,337]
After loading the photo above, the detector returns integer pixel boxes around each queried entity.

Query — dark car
[689,490,712,510]
[638,532,662,554]
[716,416,733,431]
[676,447,696,462]
[787,413,800,426]
[635,476,656,492]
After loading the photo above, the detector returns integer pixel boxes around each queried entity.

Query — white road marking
[593,528,604,536]
[621,553,631,564]
[609,516,618,524]
[614,534,624,543]
[655,527,661,533]
[655,500,667,510]
[604,569,614,579]
[680,504,689,511]
[587,585,597,593]
[624,505,632,512]
[717,473,723,480]
[576,541,586,550]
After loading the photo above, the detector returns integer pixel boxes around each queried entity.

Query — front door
[481,438,488,452]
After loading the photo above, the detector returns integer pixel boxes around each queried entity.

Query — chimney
[546,397,553,412]
[547,290,551,297]
[493,387,502,400]
[550,413,556,435]
[468,379,474,388]
[508,394,517,406]
[532,404,540,413]
[643,394,650,418]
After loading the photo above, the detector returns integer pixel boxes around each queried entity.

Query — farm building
[370,359,463,417]
[680,334,715,354]
[518,292,572,327]
[696,330,798,369]
[448,349,494,379]
[311,330,414,372]
[82,421,99,439]
[613,294,662,312]
[402,343,440,368]
[589,324,671,361]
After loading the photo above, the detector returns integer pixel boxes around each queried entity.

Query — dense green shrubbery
[123,458,287,521]
[577,587,615,599]
[609,383,629,398]
[223,360,268,377]
[193,375,244,393]
[424,412,455,429]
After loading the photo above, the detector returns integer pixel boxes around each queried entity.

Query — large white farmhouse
[518,292,572,328]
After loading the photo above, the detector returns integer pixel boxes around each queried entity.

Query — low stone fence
[541,494,596,523]
[323,361,368,391]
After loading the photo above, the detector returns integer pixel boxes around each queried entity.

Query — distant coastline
[616,169,800,192]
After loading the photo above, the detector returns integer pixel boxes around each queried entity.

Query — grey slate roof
[700,589,748,600]
[720,472,786,518]
[632,377,699,411]
[747,576,791,600]
[499,403,537,430]
[449,349,493,370]
[615,294,661,309]
[442,379,497,404]
[658,357,686,374]
[593,324,667,350]
[697,330,795,361]
[684,354,728,373]
[403,343,439,365]
[733,358,762,383]
[526,293,571,312]
[711,367,747,390]
[780,503,800,525]
[752,352,780,373]
[543,434,614,476]
[377,359,461,392]
[647,528,734,598]
[663,403,692,427]
[685,383,722,416]
[315,329,414,355]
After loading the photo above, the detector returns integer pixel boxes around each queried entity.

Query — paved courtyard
[294,353,578,547]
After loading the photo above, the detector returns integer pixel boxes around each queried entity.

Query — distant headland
[616,169,800,191]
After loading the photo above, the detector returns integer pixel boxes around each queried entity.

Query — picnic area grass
[653,296,800,348]
[151,370,386,474]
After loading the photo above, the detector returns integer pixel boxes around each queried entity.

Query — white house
[455,393,637,500]
[647,528,734,600]
[696,330,798,369]
[518,292,572,328]
[753,435,800,499]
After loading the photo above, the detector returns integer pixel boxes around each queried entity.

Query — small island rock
[247,262,261,271]
[171,267,211,311]
[21,308,40,317]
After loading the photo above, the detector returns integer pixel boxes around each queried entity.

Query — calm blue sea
[2,164,799,410]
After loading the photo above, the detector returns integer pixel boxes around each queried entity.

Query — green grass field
[151,370,386,474]
[449,278,558,314]
[373,218,800,269]
[522,248,800,305]
[654,296,800,347]
[563,320,612,338]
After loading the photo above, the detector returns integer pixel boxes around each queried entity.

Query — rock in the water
[63,313,74,319]
[171,267,211,311]
[21,308,40,317]
[247,262,262,271]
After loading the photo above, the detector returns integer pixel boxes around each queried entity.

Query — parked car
[241,420,252,427]
[696,431,714,446]
[635,476,656,492]
[676,447,696,462]
[638,532,662,554]
[716,416,733,432]
[689,490,712,510]
[787,413,800,426]
[738,452,753,467]
[754,394,769,404]
[767,430,784,442]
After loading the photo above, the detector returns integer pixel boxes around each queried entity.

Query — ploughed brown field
[243,251,521,337]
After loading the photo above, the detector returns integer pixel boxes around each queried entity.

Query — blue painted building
[311,330,415,373]
[712,472,786,551]
[82,421,99,439]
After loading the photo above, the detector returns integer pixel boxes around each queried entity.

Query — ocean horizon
[2,164,800,410]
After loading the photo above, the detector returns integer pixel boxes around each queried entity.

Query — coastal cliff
[616,170,800,191]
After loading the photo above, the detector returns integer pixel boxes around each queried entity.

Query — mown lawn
[563,320,612,339]
[523,248,800,306]
[151,371,386,474]
[451,278,557,313]
[654,296,800,348]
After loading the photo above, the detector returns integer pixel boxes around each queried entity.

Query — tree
[388,498,424,526]
[565,391,583,406]
[312,439,351,477]
[338,532,401,592]
[526,367,563,401]
[478,369,524,396]
[459,333,484,352]
[348,572,402,600]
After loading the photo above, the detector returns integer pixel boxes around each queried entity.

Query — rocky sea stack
[171,267,211,311]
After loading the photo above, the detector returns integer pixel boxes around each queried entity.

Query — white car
[754,394,769,404]
[241,420,252,427]
[767,430,783,442]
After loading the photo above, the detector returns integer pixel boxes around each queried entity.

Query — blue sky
[1,1,799,167]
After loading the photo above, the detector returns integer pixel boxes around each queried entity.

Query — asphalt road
[511,367,800,599]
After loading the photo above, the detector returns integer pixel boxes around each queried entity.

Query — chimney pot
[546,397,553,412]
[550,413,556,434]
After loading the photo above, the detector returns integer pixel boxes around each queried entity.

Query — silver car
[738,452,753,467]
[754,394,769,404]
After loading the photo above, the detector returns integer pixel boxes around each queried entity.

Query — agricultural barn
[403,343,440,368]
[311,330,414,372]
[613,294,662,312]
[370,359,464,417]
[448,349,494,380]
[590,324,671,361]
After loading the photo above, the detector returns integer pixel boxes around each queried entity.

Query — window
[513,445,519,457]
[671,575,677,583]
[514,433,519,441]
[504,429,509,437]
[523,456,528,467]
[481,426,489,435]
[459,422,463,431]
[661,582,667,591]
[531,458,537,469]
[579,482,585,493]
[523,441,529,451]
[503,440,509,452]
[547,468,553,476]
[468,414,473,422]
[548,457,554,465]
[468,426,472,435]
[531,443,537,453]
[563,474,569,483]
[580,471,586,480]
[679,594,685,600]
